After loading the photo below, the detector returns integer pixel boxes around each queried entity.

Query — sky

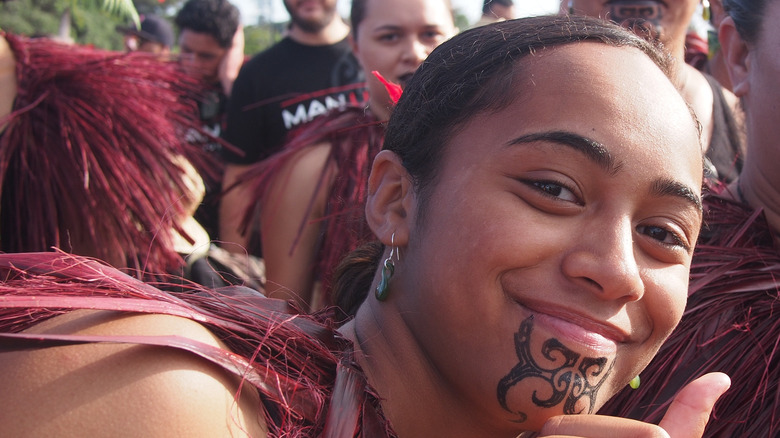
[231,0,562,26]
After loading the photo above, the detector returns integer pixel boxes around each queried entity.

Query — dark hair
[333,15,674,314]
[350,0,454,40]
[175,0,240,48]
[483,0,514,15]
[722,0,770,43]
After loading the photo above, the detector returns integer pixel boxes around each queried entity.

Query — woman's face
[354,0,456,103]
[568,0,700,52]
[733,0,780,168]
[393,43,703,432]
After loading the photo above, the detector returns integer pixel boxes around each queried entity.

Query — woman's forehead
[443,43,702,182]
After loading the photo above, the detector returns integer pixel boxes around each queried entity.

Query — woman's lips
[522,306,625,355]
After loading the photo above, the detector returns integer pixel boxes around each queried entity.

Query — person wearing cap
[118,15,175,55]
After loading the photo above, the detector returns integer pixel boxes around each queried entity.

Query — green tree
[1,0,138,49]
[242,20,285,56]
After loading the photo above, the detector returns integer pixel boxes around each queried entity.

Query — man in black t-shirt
[219,0,366,252]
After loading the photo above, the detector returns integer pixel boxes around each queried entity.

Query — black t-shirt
[222,37,367,164]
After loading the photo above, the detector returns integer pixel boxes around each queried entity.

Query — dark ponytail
[331,240,384,317]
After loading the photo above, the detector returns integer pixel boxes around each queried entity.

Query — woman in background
[227,0,457,311]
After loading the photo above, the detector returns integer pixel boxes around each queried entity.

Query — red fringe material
[599,185,780,436]
[233,106,385,303]
[0,252,396,437]
[0,33,218,279]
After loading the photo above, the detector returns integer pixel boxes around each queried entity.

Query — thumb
[659,372,730,438]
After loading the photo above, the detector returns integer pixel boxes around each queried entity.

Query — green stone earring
[629,375,641,390]
[375,257,394,301]
[375,233,398,301]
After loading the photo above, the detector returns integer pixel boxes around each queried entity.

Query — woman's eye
[422,31,443,41]
[378,33,399,43]
[529,180,579,203]
[637,225,688,249]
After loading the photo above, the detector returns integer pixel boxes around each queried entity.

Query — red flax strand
[0,33,217,279]
[0,252,397,437]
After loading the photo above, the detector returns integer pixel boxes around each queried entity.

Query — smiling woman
[0,15,728,438]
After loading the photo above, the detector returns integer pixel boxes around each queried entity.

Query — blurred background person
[0,32,212,282]
[117,14,174,55]
[472,0,515,27]
[230,0,457,311]
[174,0,243,242]
[175,0,243,100]
[219,0,366,254]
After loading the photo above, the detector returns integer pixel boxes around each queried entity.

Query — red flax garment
[0,33,217,280]
[233,105,385,304]
[599,186,780,436]
[0,252,397,437]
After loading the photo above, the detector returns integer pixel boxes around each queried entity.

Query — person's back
[0,33,212,280]
[219,0,366,255]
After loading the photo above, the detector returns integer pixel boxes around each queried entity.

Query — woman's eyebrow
[652,178,703,212]
[506,130,703,212]
[506,131,616,174]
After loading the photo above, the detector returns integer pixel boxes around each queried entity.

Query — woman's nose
[561,217,644,302]
[402,39,429,66]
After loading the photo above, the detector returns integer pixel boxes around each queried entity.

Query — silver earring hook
[389,232,400,262]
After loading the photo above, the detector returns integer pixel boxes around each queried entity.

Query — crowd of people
[0,0,778,436]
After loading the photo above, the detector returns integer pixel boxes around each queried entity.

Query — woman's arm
[260,142,335,311]
[0,310,267,437]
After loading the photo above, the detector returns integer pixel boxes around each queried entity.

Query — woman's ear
[718,17,751,97]
[365,150,415,247]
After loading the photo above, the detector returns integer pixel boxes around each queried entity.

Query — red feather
[371,71,402,104]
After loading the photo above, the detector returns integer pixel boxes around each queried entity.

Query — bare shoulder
[280,141,335,188]
[0,310,268,437]
[264,140,336,217]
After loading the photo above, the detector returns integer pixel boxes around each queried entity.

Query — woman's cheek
[495,316,617,430]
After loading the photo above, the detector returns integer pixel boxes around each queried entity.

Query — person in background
[0,32,212,281]
[175,0,243,101]
[219,0,366,254]
[567,0,745,183]
[600,0,780,435]
[117,15,175,55]
[235,0,457,311]
[472,0,515,28]
[174,0,243,242]
[0,16,728,437]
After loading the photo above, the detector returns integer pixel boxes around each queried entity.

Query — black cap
[117,15,175,48]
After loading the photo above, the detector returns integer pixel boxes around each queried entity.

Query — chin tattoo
[607,1,663,41]
[496,317,614,423]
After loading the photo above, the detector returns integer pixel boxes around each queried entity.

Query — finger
[541,414,670,437]
[659,372,731,438]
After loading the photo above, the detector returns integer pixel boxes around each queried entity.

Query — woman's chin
[495,316,619,429]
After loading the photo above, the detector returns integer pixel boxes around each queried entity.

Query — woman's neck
[340,302,522,437]
[367,95,392,122]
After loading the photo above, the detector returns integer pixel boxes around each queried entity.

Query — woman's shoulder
[0,309,268,437]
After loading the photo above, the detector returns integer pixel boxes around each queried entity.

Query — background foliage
[2,0,467,55]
